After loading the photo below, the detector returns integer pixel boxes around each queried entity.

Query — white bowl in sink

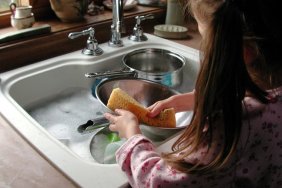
[0,33,200,187]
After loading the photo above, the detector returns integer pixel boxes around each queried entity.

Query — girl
[104,0,282,187]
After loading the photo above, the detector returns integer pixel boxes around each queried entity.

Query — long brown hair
[163,0,269,173]
[244,0,282,89]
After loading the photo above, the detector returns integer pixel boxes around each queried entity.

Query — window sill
[0,6,166,73]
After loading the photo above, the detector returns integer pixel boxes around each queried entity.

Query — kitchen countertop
[0,24,201,187]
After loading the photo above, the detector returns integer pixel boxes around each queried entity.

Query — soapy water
[28,87,110,163]
[27,87,168,164]
[27,87,192,164]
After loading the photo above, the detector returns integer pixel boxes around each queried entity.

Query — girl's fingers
[147,102,159,111]
[104,113,117,124]
[147,104,154,111]
[147,102,163,117]
[114,108,125,115]
[104,113,118,132]
[109,123,117,132]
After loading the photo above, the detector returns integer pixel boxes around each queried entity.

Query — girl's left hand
[104,109,141,139]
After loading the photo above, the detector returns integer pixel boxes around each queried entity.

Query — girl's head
[164,0,272,173]
[190,0,282,88]
[188,0,224,37]
[243,0,282,88]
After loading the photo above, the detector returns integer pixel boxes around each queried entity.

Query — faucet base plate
[108,40,123,47]
[82,47,103,56]
[128,34,148,42]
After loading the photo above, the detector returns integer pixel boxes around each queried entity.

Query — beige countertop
[0,28,201,187]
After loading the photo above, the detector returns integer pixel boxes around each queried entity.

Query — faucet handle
[136,14,154,24]
[128,14,154,42]
[68,27,103,56]
[68,28,91,39]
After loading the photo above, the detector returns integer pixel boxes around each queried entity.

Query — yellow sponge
[107,88,176,128]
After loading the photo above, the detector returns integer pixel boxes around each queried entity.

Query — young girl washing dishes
[104,0,282,187]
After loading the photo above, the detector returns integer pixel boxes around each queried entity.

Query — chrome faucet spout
[109,0,124,47]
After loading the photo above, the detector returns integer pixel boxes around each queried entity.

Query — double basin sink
[0,33,199,187]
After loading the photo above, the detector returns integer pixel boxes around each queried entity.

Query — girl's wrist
[125,125,141,139]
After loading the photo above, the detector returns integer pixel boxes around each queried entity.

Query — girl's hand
[104,109,141,139]
[147,91,195,118]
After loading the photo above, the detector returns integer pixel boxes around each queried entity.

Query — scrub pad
[107,88,176,128]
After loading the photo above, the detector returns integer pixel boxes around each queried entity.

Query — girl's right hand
[147,91,195,118]
[104,109,141,139]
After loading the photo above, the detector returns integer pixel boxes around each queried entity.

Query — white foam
[28,87,108,162]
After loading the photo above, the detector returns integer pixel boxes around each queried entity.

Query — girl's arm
[147,90,195,118]
[116,135,189,187]
[116,134,225,188]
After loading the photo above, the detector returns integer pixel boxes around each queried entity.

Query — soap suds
[28,87,108,163]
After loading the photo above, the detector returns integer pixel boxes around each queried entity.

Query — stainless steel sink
[0,33,200,187]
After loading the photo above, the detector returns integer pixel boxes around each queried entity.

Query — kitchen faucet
[68,27,103,56]
[109,0,124,47]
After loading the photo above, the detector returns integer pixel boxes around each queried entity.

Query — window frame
[0,12,10,28]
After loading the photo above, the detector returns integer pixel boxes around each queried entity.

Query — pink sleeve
[115,134,229,187]
[116,134,187,187]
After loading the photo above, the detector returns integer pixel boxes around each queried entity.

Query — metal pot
[85,48,186,88]
[96,77,179,108]
[95,78,192,129]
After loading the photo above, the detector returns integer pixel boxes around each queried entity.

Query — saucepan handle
[77,117,110,134]
[85,69,137,79]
